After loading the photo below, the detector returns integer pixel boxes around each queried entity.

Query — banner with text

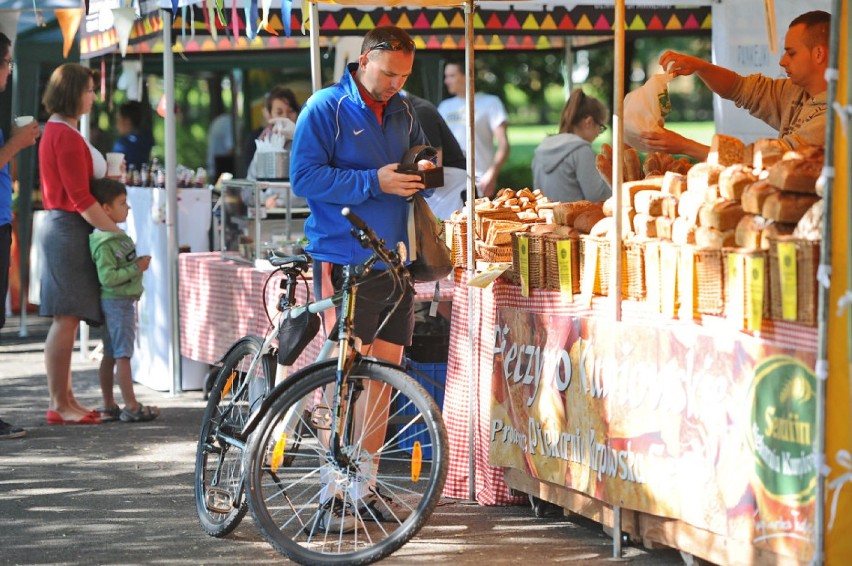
[489,308,817,562]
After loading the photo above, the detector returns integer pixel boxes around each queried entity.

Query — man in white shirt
[437,60,510,198]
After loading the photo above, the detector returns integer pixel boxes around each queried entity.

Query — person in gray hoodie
[532,88,611,203]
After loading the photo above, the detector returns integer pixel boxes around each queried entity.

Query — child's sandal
[119,403,160,423]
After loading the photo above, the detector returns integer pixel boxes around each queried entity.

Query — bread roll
[698,200,746,231]
[643,152,665,177]
[760,221,797,249]
[661,171,688,198]
[695,226,736,249]
[707,134,745,167]
[671,217,697,245]
[623,146,642,182]
[589,217,614,238]
[735,214,770,249]
[719,164,758,200]
[761,192,821,224]
[767,158,821,194]
[752,138,789,170]
[783,144,824,162]
[602,196,615,217]
[686,163,725,197]
[632,213,657,238]
[741,180,778,215]
[601,143,613,161]
[573,208,607,234]
[668,157,694,176]
[793,200,823,241]
[633,190,667,216]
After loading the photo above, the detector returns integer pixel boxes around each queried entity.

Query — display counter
[442,270,821,564]
[178,252,454,376]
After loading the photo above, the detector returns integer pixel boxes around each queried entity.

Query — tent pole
[309,1,321,93]
[611,0,624,325]
[162,9,182,396]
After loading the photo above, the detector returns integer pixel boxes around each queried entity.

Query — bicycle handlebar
[341,207,410,287]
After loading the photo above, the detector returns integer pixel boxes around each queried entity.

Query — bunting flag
[112,7,136,57]
[261,0,277,36]
[282,0,292,37]
[55,7,84,58]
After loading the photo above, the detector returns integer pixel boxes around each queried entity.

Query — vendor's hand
[658,50,705,77]
[377,163,424,197]
[639,128,709,162]
[136,255,151,272]
[11,120,40,150]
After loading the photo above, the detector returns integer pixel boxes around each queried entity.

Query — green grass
[500,121,715,189]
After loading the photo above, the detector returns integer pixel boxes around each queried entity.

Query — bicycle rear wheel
[245,359,448,565]
[195,336,272,537]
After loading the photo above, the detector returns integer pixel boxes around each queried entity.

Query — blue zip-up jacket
[290,63,426,266]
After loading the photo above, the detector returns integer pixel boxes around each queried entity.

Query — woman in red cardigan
[39,63,120,425]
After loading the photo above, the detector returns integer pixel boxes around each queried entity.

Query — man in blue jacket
[290,25,425,529]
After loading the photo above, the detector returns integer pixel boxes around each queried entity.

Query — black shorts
[313,261,414,347]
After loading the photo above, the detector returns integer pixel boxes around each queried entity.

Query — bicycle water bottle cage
[277,308,321,365]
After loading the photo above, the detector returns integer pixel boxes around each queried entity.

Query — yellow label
[580,241,598,306]
[678,247,693,319]
[556,239,574,302]
[518,235,530,297]
[777,242,798,320]
[661,245,678,318]
[727,253,745,328]
[746,255,764,331]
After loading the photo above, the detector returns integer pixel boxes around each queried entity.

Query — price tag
[556,239,574,302]
[777,241,798,320]
[746,255,765,331]
[518,234,530,297]
[727,253,744,328]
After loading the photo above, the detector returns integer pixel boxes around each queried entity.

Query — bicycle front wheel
[245,359,448,565]
[195,335,273,537]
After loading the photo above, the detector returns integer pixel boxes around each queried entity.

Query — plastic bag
[623,73,673,152]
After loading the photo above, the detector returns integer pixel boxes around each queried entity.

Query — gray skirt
[38,210,103,326]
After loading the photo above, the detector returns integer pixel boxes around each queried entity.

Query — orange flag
[55,8,84,59]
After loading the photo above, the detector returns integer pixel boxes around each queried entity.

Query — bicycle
[195,208,448,565]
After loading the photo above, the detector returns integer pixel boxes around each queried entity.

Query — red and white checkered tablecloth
[442,273,818,505]
[178,252,453,367]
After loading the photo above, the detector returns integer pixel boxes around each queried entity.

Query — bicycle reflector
[411,441,422,482]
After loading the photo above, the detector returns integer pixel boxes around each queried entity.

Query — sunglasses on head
[366,38,416,54]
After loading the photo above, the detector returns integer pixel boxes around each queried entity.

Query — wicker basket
[723,248,770,328]
[693,248,725,315]
[475,208,518,239]
[579,236,611,296]
[768,236,820,325]
[475,241,513,264]
[511,232,546,289]
[447,219,471,268]
[543,233,580,294]
[623,240,646,301]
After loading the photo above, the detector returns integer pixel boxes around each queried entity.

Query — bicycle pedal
[205,488,234,514]
[311,406,332,430]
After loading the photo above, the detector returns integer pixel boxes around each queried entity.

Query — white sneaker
[306,496,356,534]
[358,487,411,523]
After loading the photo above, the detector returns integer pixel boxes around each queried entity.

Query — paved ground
[0,314,686,565]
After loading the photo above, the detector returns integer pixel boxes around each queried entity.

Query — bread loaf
[752,138,789,170]
[655,216,674,240]
[672,217,697,245]
[698,200,746,231]
[735,214,770,249]
[707,134,745,167]
[761,192,821,224]
[703,184,721,204]
[573,208,607,234]
[600,143,613,161]
[596,153,613,186]
[783,144,824,163]
[632,213,657,238]
[677,190,705,226]
[622,178,665,208]
[589,217,614,238]
[760,221,797,249]
[695,226,736,249]
[601,196,615,217]
[793,200,823,241]
[741,180,778,215]
[669,157,694,176]
[661,171,688,198]
[719,164,758,200]
[623,146,642,182]
[686,163,725,198]
[553,200,601,226]
[767,158,821,194]
[633,190,669,216]
[622,208,636,236]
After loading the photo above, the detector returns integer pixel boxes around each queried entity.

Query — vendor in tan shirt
[640,10,830,161]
